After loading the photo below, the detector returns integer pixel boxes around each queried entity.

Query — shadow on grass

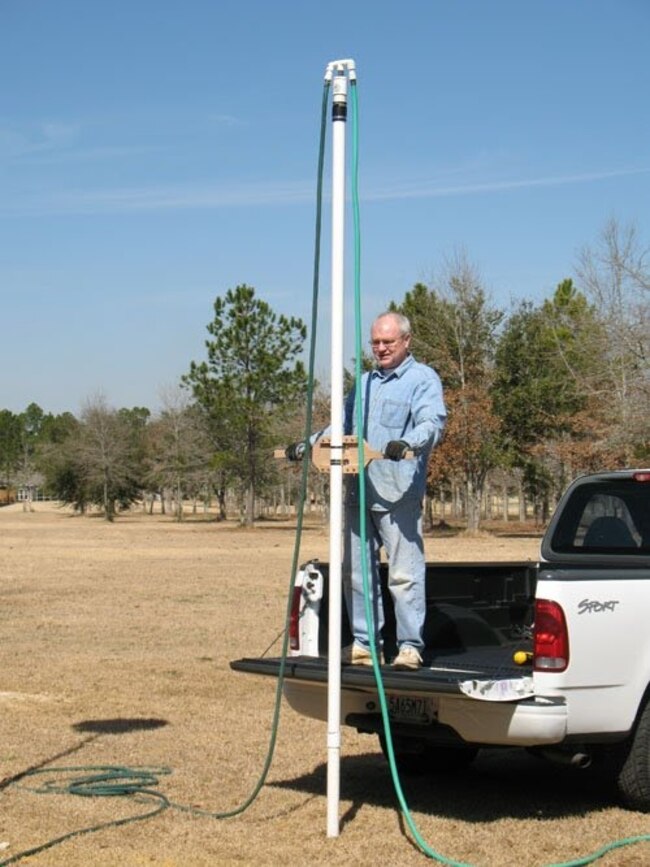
[269,747,620,824]
[0,735,99,791]
[72,717,168,735]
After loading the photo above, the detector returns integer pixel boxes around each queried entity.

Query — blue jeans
[343,498,426,653]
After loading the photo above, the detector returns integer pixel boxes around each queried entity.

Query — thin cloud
[365,167,650,201]
[0,120,81,159]
[207,113,246,129]
[23,144,171,165]
[1,166,648,217]
[0,112,244,164]
[1,179,313,216]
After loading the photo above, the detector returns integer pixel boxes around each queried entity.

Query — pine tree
[183,284,307,525]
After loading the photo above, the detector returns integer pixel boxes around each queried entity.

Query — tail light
[288,563,323,657]
[534,599,569,672]
[289,583,303,652]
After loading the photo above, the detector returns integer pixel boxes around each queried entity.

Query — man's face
[370,316,411,370]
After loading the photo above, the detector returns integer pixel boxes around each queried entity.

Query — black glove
[285,442,306,461]
[384,440,409,461]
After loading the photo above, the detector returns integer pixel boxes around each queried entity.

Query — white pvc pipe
[325,58,356,81]
[326,64,348,840]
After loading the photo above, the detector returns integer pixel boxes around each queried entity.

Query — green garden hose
[0,765,171,865]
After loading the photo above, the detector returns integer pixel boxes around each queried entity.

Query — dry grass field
[1,502,648,866]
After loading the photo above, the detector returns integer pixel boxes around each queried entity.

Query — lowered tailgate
[231,644,531,697]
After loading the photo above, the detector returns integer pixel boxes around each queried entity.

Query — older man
[287,311,446,670]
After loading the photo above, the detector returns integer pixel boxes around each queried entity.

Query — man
[287,311,446,670]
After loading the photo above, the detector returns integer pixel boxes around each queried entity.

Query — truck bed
[231,560,537,694]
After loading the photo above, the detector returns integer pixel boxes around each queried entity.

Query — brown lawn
[0,503,648,866]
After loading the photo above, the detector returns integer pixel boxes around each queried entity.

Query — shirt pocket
[380,399,410,431]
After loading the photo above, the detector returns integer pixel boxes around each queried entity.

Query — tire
[612,699,650,812]
[379,734,478,775]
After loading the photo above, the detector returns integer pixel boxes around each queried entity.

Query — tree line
[1,218,648,528]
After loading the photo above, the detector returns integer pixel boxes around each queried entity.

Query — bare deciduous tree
[61,394,144,521]
[398,250,504,531]
[147,387,213,521]
[575,218,650,462]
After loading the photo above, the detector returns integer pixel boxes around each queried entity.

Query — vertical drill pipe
[326,66,348,839]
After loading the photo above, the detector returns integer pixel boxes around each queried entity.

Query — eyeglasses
[370,337,404,348]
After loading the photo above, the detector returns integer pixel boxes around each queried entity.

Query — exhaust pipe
[536,748,592,769]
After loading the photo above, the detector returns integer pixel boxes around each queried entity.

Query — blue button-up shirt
[343,354,446,510]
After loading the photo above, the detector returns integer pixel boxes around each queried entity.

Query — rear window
[549,480,650,556]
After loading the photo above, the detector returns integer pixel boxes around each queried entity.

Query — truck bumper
[438,693,567,746]
[283,680,567,747]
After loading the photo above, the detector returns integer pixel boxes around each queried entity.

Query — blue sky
[1,0,648,415]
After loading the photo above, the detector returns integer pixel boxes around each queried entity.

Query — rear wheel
[379,734,478,775]
[610,699,650,811]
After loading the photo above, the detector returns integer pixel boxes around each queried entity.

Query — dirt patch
[0,503,647,866]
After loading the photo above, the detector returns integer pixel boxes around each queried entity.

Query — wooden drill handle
[275,436,413,474]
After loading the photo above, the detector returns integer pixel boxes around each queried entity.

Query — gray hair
[373,311,411,337]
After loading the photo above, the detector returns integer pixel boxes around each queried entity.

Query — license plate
[387,694,437,725]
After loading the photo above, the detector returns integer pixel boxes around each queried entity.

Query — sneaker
[392,646,422,671]
[342,643,384,666]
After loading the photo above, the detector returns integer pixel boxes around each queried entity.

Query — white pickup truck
[231,469,650,810]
